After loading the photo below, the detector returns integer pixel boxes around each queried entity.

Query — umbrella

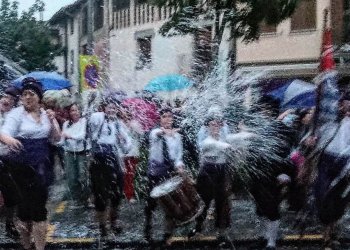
[12,71,72,91]
[122,97,159,132]
[144,74,193,92]
[266,79,316,110]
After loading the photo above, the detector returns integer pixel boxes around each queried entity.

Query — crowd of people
[1,76,350,250]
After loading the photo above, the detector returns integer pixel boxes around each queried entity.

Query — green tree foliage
[0,0,59,71]
[149,0,299,62]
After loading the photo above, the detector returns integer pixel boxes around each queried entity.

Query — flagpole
[297,7,337,189]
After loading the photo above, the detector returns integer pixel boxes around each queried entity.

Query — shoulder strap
[93,115,105,142]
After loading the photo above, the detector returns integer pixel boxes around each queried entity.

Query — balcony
[111,3,174,30]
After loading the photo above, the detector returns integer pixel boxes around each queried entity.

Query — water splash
[181,64,292,187]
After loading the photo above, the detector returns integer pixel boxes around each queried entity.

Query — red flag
[319,28,336,72]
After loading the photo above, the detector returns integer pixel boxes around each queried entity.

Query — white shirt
[0,111,5,127]
[1,106,52,139]
[60,118,88,152]
[325,117,350,156]
[0,111,9,156]
[89,112,131,153]
[200,136,231,164]
[148,127,184,168]
[197,123,230,151]
[122,119,143,157]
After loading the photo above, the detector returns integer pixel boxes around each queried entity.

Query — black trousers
[247,158,294,221]
[249,180,281,221]
[195,163,231,230]
[90,153,124,212]
[144,174,174,233]
[0,161,20,208]
[314,153,350,225]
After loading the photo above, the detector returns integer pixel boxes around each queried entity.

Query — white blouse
[122,119,143,157]
[0,112,5,127]
[1,106,52,139]
[197,123,230,151]
[200,136,231,164]
[325,117,350,157]
[60,117,88,152]
[148,127,184,168]
[0,111,9,156]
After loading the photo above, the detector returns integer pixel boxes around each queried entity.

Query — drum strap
[162,136,174,168]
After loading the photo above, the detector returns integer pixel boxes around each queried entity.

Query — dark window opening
[344,0,350,43]
[81,44,88,55]
[70,18,74,35]
[136,36,152,70]
[70,50,74,74]
[113,0,130,11]
[94,0,104,31]
[260,21,277,34]
[291,0,316,31]
[82,7,88,35]
[136,0,147,4]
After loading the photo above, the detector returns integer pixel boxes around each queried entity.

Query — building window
[94,0,104,31]
[70,18,74,35]
[136,36,152,70]
[260,21,277,34]
[290,0,316,31]
[113,0,130,11]
[81,44,88,55]
[343,0,350,43]
[70,50,74,74]
[82,7,88,35]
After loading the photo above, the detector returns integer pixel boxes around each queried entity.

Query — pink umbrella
[122,98,159,132]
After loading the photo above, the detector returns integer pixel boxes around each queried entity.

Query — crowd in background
[1,77,350,250]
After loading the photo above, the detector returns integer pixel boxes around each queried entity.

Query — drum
[150,175,204,226]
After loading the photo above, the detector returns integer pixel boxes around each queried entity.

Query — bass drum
[150,175,204,226]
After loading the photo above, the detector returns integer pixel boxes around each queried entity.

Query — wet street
[1,181,350,249]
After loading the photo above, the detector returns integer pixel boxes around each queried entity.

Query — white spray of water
[182,64,292,186]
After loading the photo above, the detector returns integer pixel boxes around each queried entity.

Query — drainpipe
[64,19,69,78]
[87,0,94,55]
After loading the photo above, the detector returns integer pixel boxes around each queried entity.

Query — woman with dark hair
[89,99,131,237]
[0,86,20,239]
[60,103,90,205]
[0,77,61,250]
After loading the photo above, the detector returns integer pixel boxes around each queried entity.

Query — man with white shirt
[89,99,131,237]
[189,115,232,245]
[311,93,350,247]
[144,108,184,243]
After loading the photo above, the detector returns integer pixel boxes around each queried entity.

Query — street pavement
[1,181,350,249]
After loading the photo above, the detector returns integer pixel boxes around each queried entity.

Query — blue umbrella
[12,71,72,91]
[266,79,316,110]
[144,74,193,92]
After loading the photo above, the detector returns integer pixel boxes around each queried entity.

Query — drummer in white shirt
[144,107,184,243]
